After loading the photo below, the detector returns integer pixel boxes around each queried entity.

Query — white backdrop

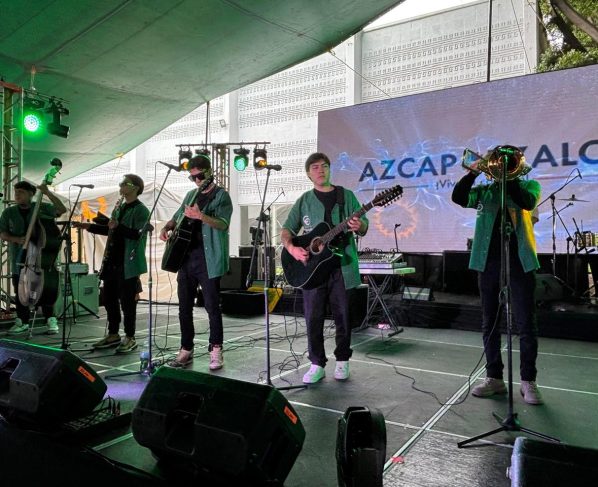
[318,64,598,254]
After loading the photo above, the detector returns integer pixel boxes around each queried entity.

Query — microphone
[73,184,94,189]
[255,161,282,171]
[394,223,401,228]
[577,168,583,179]
[158,161,182,172]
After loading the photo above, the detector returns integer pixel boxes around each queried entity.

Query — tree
[537,0,598,71]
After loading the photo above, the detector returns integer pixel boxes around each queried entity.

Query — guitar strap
[335,186,349,249]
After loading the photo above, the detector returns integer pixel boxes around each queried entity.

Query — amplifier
[54,273,99,317]
[57,262,89,275]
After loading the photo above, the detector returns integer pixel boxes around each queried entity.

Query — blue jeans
[177,245,222,351]
[478,254,538,381]
[302,267,353,367]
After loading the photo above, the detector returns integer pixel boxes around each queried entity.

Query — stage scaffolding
[0,81,24,313]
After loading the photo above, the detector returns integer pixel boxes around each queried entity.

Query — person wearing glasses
[74,174,149,353]
[159,154,232,370]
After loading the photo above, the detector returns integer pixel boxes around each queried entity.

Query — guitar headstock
[372,184,403,208]
[43,158,62,185]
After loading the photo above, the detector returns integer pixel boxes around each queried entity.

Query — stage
[1,299,597,486]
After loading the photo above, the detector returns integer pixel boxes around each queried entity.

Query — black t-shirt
[314,187,338,226]
[190,189,214,246]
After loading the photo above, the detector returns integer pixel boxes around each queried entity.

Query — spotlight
[233,147,249,171]
[253,147,268,170]
[195,148,210,157]
[46,102,70,138]
[22,97,45,134]
[178,148,193,170]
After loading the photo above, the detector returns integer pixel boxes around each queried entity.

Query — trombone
[462,145,531,181]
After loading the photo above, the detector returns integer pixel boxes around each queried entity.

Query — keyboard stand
[358,267,415,337]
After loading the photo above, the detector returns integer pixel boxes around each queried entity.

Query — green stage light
[23,97,45,134]
[233,148,249,171]
[24,112,42,132]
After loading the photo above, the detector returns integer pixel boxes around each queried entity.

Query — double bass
[18,158,63,310]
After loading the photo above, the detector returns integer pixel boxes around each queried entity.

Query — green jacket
[0,203,57,275]
[173,186,232,279]
[91,200,149,279]
[283,187,368,289]
[466,179,541,273]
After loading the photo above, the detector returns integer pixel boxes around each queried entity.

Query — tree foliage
[537,0,598,71]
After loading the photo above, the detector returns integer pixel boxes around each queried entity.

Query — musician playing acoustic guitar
[159,155,232,370]
[0,181,66,335]
[281,152,368,384]
[74,174,149,353]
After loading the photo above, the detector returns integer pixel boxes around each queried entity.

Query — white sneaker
[303,364,325,384]
[7,318,29,335]
[334,361,350,381]
[46,317,59,335]
[209,345,224,371]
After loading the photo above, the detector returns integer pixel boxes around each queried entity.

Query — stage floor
[2,302,598,486]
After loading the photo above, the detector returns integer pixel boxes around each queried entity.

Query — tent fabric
[1,0,403,182]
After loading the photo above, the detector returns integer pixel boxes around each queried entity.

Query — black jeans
[177,245,222,351]
[12,275,54,324]
[301,267,353,367]
[102,267,139,337]
[478,254,538,382]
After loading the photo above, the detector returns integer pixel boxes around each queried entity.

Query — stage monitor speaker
[336,406,386,487]
[535,274,567,301]
[0,339,107,423]
[509,436,598,486]
[132,367,305,486]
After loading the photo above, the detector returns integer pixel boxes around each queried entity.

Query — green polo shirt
[466,179,541,273]
[173,186,232,279]
[283,187,368,290]
[0,203,57,275]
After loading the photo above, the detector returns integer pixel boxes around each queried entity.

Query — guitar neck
[320,202,372,245]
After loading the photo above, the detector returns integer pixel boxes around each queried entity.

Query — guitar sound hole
[309,238,324,255]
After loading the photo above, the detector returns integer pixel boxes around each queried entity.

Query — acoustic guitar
[281,185,403,289]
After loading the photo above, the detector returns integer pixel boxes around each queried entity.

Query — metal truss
[0,81,24,312]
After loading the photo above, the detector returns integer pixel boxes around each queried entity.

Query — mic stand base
[457,411,560,448]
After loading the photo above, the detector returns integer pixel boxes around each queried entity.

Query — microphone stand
[458,161,558,448]
[59,187,99,350]
[537,172,581,282]
[246,169,305,391]
[106,168,174,379]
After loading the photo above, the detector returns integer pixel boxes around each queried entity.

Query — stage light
[233,147,249,171]
[195,147,210,157]
[46,101,70,138]
[253,147,268,170]
[22,97,45,134]
[178,148,193,170]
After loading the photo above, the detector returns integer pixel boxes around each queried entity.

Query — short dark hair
[305,152,331,172]
[15,181,36,194]
[188,154,211,171]
[124,173,144,195]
